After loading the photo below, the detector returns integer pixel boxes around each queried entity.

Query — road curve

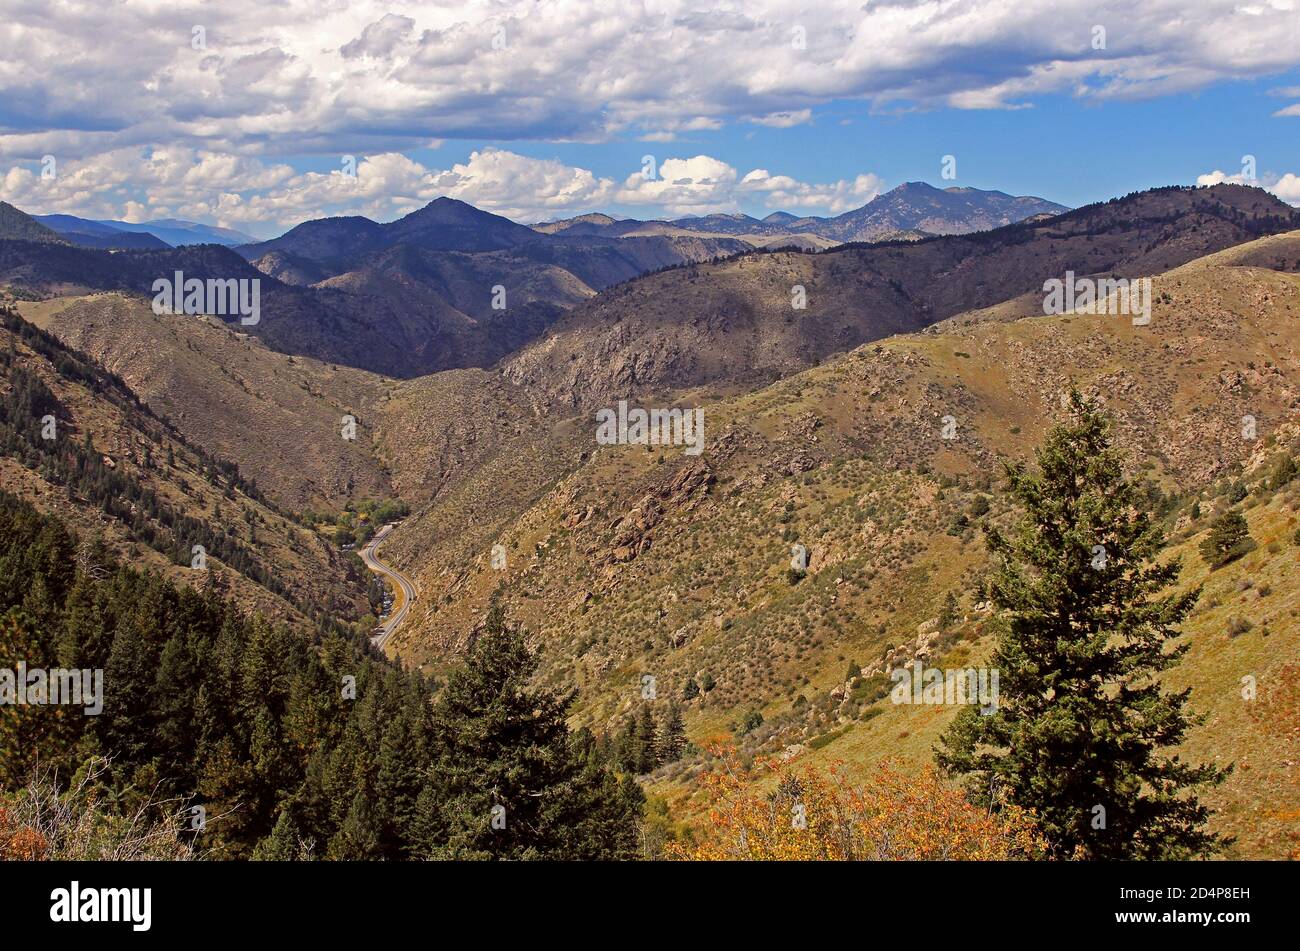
[359,522,416,652]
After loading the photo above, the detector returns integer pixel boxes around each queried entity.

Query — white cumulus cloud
[3,0,1300,163]
[617,155,884,216]
[1196,167,1300,205]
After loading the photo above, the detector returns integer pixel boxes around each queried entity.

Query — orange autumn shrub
[671,746,1044,861]
[0,804,48,860]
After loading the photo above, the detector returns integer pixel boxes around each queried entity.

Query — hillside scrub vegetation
[0,493,641,860]
[938,392,1229,859]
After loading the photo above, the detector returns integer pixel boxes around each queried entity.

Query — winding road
[359,522,416,652]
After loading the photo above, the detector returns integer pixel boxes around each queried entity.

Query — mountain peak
[386,196,538,249]
[0,201,66,244]
[892,181,944,194]
[399,196,503,226]
[823,183,1069,242]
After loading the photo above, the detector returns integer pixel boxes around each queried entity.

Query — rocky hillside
[0,305,370,626]
[504,185,1300,410]
[374,231,1299,855]
[17,293,396,512]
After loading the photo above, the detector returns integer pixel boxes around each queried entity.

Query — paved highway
[359,522,416,652]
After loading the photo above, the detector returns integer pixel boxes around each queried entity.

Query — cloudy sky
[2,0,1299,237]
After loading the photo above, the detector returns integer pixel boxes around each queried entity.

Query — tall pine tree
[656,701,687,765]
[937,390,1228,859]
[421,604,641,859]
[633,704,658,773]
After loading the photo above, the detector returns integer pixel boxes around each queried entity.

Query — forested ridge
[0,302,641,859]
[0,491,642,859]
[0,305,315,611]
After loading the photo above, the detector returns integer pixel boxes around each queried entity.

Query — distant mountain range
[30,211,257,249]
[535,182,1069,245]
[14,182,1064,257]
[2,185,1295,382]
[0,196,750,376]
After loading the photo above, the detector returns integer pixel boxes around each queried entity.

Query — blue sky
[444,73,1300,215]
[3,1,1299,237]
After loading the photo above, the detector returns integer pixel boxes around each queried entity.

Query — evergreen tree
[373,677,431,858]
[423,604,641,859]
[0,609,78,786]
[1199,509,1252,568]
[937,390,1229,859]
[656,701,687,764]
[328,791,384,859]
[610,716,639,774]
[633,704,658,773]
[938,590,959,630]
[254,808,315,861]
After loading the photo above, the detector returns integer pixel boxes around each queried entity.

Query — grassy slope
[0,315,369,625]
[388,236,1299,856]
[748,474,1299,860]
[17,292,396,512]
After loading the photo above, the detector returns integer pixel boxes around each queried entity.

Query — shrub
[0,759,196,861]
[1200,510,1253,568]
[808,725,852,750]
[735,709,764,736]
[1226,616,1254,638]
[851,673,891,705]
[672,748,1044,860]
[1269,454,1298,490]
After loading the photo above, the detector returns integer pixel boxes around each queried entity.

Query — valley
[2,181,1297,862]
[360,522,417,652]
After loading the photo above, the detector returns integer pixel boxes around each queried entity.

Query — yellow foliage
[671,746,1044,861]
